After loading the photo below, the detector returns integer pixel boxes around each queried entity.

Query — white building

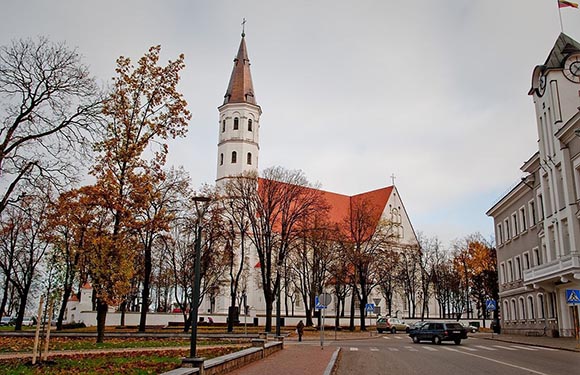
[487,33,580,337]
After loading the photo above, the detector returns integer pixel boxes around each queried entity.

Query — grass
[0,346,243,375]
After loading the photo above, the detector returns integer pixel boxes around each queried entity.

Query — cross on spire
[241,18,246,37]
[390,173,396,186]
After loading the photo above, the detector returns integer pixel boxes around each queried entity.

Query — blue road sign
[315,295,326,310]
[365,303,375,312]
[566,289,580,305]
[486,300,497,311]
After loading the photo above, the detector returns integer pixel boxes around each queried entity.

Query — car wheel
[378,329,383,333]
[433,336,442,345]
[454,338,461,345]
[391,327,396,334]
[412,336,420,343]
[405,327,410,333]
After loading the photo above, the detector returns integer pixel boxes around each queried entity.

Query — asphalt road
[330,333,578,375]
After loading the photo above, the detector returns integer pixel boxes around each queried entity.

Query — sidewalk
[227,343,339,375]
[476,332,580,352]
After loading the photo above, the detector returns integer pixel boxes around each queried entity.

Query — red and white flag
[559,1,579,8]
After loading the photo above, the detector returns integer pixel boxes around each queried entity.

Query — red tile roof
[223,36,257,105]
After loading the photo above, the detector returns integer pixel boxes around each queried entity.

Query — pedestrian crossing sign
[566,289,580,305]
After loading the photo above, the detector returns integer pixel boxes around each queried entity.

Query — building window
[497,223,503,244]
[504,300,510,321]
[231,151,237,164]
[523,253,530,270]
[222,120,226,133]
[548,293,557,318]
[511,299,517,321]
[504,219,510,240]
[519,298,526,320]
[234,117,239,130]
[248,119,253,131]
[538,194,545,220]
[507,260,514,282]
[529,200,536,226]
[520,207,527,232]
[533,247,541,266]
[515,256,522,280]
[220,153,223,166]
[500,263,506,284]
[538,294,545,319]
[512,213,519,236]
[247,152,252,165]
[527,296,535,320]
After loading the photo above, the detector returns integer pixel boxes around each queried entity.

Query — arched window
[527,296,535,320]
[231,151,237,164]
[503,300,510,321]
[519,297,526,320]
[248,119,253,131]
[511,299,517,321]
[220,153,224,166]
[538,294,545,319]
[247,152,252,165]
[234,117,239,130]
[222,120,226,133]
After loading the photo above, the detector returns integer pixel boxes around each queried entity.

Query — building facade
[487,33,580,337]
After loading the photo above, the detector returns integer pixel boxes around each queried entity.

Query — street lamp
[183,195,211,369]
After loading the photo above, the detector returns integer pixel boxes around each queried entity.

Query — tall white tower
[216,33,261,186]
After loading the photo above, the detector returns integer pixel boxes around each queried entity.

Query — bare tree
[396,244,421,318]
[0,37,103,215]
[416,233,445,320]
[226,167,325,333]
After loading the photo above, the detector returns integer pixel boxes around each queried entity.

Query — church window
[231,151,237,164]
[234,117,239,130]
[222,120,226,133]
[247,152,252,165]
[220,153,224,166]
[248,119,253,131]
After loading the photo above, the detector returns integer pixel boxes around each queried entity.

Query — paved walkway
[478,332,580,352]
[228,343,337,375]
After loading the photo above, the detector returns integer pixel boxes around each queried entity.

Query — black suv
[408,321,467,345]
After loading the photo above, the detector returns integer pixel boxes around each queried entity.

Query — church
[204,31,421,324]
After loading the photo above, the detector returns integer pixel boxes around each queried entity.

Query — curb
[323,347,341,375]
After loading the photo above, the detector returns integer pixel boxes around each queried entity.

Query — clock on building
[563,53,580,83]
[537,73,547,96]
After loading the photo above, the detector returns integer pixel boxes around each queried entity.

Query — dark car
[408,321,468,345]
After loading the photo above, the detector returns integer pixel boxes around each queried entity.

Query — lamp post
[183,196,211,369]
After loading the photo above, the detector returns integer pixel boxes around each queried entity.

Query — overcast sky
[2,0,579,247]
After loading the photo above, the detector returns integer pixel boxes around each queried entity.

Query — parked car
[20,316,37,326]
[377,317,410,333]
[460,321,478,333]
[0,317,13,326]
[408,321,468,345]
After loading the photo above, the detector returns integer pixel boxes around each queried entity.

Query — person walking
[296,320,305,342]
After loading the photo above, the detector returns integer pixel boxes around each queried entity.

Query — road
[326,333,578,375]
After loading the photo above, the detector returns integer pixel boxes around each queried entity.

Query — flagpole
[558,0,564,33]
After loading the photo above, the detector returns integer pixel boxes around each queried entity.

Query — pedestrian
[296,320,305,342]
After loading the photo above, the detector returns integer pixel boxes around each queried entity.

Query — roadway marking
[443,348,549,375]
[404,346,418,352]
[492,345,518,351]
[370,348,379,352]
[535,347,557,351]
[349,347,358,351]
[474,345,497,351]
[394,336,402,340]
[510,345,537,351]
[388,347,399,351]
[422,346,438,351]
[382,336,391,340]
[460,346,478,351]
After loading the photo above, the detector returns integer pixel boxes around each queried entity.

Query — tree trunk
[56,285,73,330]
[0,274,12,321]
[265,300,273,332]
[96,299,108,343]
[359,294,367,331]
[349,294,355,331]
[139,244,153,332]
[334,297,341,328]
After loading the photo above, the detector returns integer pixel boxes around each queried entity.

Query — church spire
[223,28,257,105]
